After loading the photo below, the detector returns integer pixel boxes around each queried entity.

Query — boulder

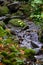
[7,2,21,13]
[0,0,4,5]
[31,41,40,48]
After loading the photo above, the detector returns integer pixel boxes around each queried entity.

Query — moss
[12,10,23,16]
[9,19,26,27]
[0,6,9,16]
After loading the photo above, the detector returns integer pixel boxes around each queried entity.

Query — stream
[0,1,43,64]
[7,19,43,53]
[7,19,43,64]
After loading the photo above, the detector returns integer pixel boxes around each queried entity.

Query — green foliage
[0,26,35,65]
[2,38,13,45]
[0,26,11,37]
[0,21,5,27]
[24,49,35,59]
[0,45,24,65]
[20,0,43,42]
[0,26,7,37]
[0,0,43,64]
[2,59,11,65]
[1,51,8,57]
[20,0,43,26]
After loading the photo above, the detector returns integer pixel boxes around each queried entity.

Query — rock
[7,0,13,3]
[18,31,25,38]
[24,35,31,42]
[30,32,38,41]
[22,26,29,30]
[9,19,26,28]
[31,42,39,48]
[0,0,4,5]
[31,41,42,48]
[34,48,41,54]
[20,39,32,48]
[35,55,43,62]
[0,16,7,20]
[7,2,21,13]
[21,40,28,45]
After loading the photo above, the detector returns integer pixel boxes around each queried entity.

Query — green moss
[9,19,26,27]
[0,6,9,16]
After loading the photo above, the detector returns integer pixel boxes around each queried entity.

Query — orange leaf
[20,50,24,54]
[0,63,3,65]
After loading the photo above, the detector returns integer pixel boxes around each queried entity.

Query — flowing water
[7,19,43,65]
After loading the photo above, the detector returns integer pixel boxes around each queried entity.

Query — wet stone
[7,2,20,13]
[30,32,39,41]
[31,41,42,48]
[0,0,4,5]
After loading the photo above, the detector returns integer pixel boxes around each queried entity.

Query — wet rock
[7,2,21,13]
[7,24,12,28]
[20,39,32,48]
[7,0,13,3]
[0,0,4,5]
[31,41,42,48]
[34,48,41,54]
[31,42,39,48]
[26,29,32,32]
[0,16,7,20]
[35,55,43,63]
[22,26,29,30]
[21,40,27,45]
[10,29,16,35]
[30,32,38,41]
[24,35,31,43]
[18,31,25,37]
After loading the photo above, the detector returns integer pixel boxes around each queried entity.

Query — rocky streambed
[6,19,43,62]
[0,17,43,65]
[0,1,43,65]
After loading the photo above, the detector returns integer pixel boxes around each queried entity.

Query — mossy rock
[0,6,9,16]
[12,10,23,16]
[9,19,26,28]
